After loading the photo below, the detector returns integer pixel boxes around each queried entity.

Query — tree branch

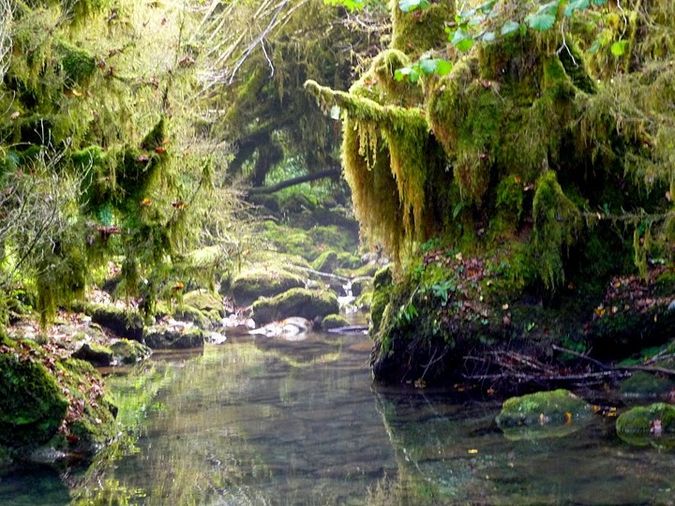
[247,168,341,195]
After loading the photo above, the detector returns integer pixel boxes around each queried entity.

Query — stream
[1,330,673,505]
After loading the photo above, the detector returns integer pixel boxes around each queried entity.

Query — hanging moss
[532,171,581,289]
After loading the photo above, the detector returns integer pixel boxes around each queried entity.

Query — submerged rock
[252,288,339,325]
[616,403,675,449]
[496,389,593,439]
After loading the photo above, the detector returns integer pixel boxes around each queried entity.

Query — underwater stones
[72,342,114,367]
[89,304,144,341]
[252,288,340,325]
[616,403,675,449]
[321,314,350,331]
[0,351,68,447]
[110,339,151,365]
[496,389,593,436]
[231,266,305,306]
[144,324,205,349]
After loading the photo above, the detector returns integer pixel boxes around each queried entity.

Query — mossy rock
[619,372,675,400]
[89,304,144,341]
[55,358,117,454]
[312,250,340,273]
[351,277,373,297]
[110,339,151,365]
[321,314,350,331]
[334,262,380,279]
[173,305,211,328]
[144,326,205,349]
[496,389,593,430]
[72,342,113,367]
[252,288,340,325]
[0,351,68,447]
[183,290,224,317]
[616,403,675,449]
[231,266,305,306]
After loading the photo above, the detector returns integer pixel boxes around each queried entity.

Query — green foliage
[399,0,430,14]
[394,57,453,83]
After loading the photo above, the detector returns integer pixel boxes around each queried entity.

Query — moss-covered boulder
[172,305,211,328]
[144,325,205,349]
[0,350,68,447]
[55,358,117,455]
[231,266,305,306]
[312,250,362,274]
[88,304,144,341]
[183,290,225,318]
[110,339,152,365]
[351,276,373,297]
[252,288,340,325]
[72,342,114,367]
[496,390,593,431]
[321,313,350,331]
[616,403,675,449]
[0,339,117,463]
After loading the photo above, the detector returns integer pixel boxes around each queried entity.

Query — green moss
[616,403,675,448]
[321,313,350,330]
[252,288,340,325]
[110,339,151,365]
[496,389,592,428]
[56,40,97,87]
[0,350,68,447]
[72,342,114,367]
[390,0,455,58]
[231,266,305,306]
[619,372,675,399]
[183,290,224,316]
[532,171,581,289]
[88,304,144,341]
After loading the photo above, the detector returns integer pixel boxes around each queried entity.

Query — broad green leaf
[564,0,589,17]
[610,40,629,56]
[435,59,453,76]
[399,0,430,13]
[419,58,453,76]
[525,12,556,31]
[501,20,520,35]
[394,67,413,81]
[482,31,496,42]
[451,28,475,52]
[526,1,559,31]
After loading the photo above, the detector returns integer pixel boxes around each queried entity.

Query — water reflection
[2,331,674,505]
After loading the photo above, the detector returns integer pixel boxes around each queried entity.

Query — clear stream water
[1,330,673,505]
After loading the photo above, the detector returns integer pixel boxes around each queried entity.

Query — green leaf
[477,0,497,13]
[525,1,559,31]
[525,12,556,31]
[394,67,414,81]
[451,28,475,52]
[418,58,453,76]
[399,0,430,13]
[435,59,453,76]
[501,20,520,36]
[482,31,496,42]
[564,0,589,17]
[323,0,366,11]
[610,40,629,57]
